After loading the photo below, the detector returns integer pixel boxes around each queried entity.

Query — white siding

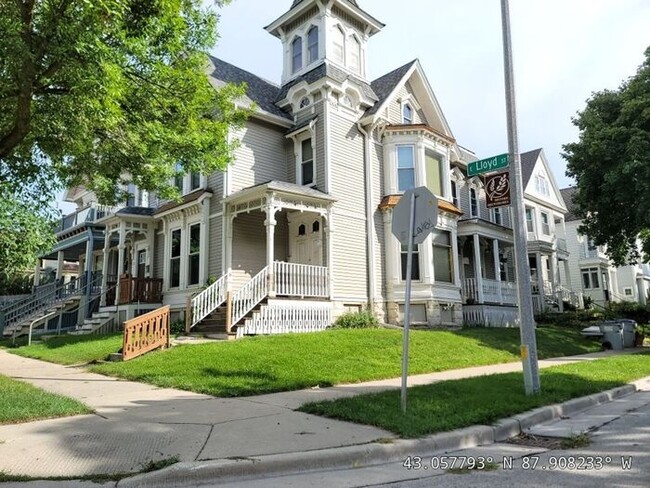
[387,82,427,125]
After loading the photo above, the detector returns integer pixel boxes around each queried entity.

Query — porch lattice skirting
[236,300,332,338]
[462,304,519,327]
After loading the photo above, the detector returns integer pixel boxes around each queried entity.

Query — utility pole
[500,0,541,394]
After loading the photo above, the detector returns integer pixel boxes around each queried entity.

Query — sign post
[391,187,438,412]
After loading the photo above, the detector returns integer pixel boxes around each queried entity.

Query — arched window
[307,26,319,64]
[332,26,345,64]
[298,224,306,236]
[292,37,303,73]
[349,36,361,73]
[312,221,320,232]
[402,103,413,124]
[299,97,311,109]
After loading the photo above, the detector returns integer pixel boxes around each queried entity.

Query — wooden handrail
[122,305,170,361]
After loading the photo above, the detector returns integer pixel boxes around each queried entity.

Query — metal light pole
[500,0,541,394]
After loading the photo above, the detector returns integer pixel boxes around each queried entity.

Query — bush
[334,311,379,329]
[170,320,185,336]
[604,302,650,324]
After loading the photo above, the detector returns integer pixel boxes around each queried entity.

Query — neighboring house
[559,187,650,307]
[1,1,584,338]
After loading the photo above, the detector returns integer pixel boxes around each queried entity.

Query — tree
[563,46,650,266]
[0,0,249,203]
[0,183,57,282]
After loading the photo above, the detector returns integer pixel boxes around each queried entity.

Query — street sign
[485,171,511,208]
[467,153,509,177]
[391,187,438,245]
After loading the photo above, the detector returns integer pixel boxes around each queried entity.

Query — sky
[56,0,650,213]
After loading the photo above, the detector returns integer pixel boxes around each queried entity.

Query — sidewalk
[0,348,644,481]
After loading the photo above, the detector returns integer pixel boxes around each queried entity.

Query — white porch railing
[189,272,229,329]
[274,262,329,297]
[463,278,517,305]
[231,266,270,326]
[236,302,332,338]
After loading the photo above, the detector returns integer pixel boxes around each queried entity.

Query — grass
[0,374,91,424]
[7,333,122,365]
[299,352,650,438]
[561,432,591,449]
[6,327,600,398]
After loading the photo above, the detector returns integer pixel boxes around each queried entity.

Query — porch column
[84,229,94,318]
[637,277,647,305]
[492,239,502,304]
[101,230,110,306]
[33,260,41,287]
[451,231,461,288]
[326,205,335,300]
[56,250,65,280]
[265,204,278,298]
[199,195,211,285]
[472,234,484,303]
[115,223,126,305]
[550,251,562,311]
[536,252,544,298]
[225,215,235,280]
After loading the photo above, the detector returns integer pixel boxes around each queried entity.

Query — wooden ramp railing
[122,305,170,361]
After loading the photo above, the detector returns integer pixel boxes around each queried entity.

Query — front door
[289,216,322,266]
[137,250,146,279]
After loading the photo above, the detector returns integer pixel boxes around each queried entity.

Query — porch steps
[70,311,118,335]
[2,297,81,338]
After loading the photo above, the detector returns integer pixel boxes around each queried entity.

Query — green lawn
[83,326,598,397]
[7,333,123,365]
[299,352,650,438]
[0,374,91,424]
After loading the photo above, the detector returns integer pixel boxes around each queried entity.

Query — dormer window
[333,26,345,64]
[402,103,413,124]
[299,97,311,109]
[292,37,303,73]
[349,35,361,73]
[307,26,319,64]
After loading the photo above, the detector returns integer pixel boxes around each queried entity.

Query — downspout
[357,121,377,313]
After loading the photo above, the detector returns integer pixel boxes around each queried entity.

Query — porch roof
[457,218,514,242]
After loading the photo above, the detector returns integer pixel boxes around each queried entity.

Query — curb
[117,381,643,488]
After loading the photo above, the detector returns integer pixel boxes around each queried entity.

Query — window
[451,180,459,207]
[470,188,478,217]
[332,26,345,64]
[298,224,306,236]
[190,173,201,191]
[525,207,534,233]
[187,224,201,286]
[312,221,320,232]
[402,104,413,124]
[170,229,181,288]
[535,173,550,196]
[581,267,600,289]
[174,163,183,193]
[587,238,597,251]
[299,97,310,109]
[425,150,443,197]
[397,145,415,191]
[292,37,302,73]
[624,287,633,296]
[401,244,420,281]
[307,26,318,64]
[432,230,453,283]
[300,138,314,186]
[349,36,361,73]
[541,212,550,235]
[492,207,502,225]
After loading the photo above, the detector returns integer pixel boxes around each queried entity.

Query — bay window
[397,145,415,191]
[425,150,443,197]
[401,244,420,281]
[432,230,453,283]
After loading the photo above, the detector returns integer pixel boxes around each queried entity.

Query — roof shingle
[520,148,543,187]
[560,186,581,222]
[365,60,417,116]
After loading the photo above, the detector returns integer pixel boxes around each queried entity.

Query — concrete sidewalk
[0,348,644,480]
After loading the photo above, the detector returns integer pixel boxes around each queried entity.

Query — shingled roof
[208,55,292,121]
[560,186,581,222]
[291,0,359,9]
[276,62,378,103]
[365,60,417,116]
[520,148,543,187]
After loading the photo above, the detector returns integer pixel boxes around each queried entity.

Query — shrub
[334,311,379,329]
[170,320,185,336]
[604,302,650,324]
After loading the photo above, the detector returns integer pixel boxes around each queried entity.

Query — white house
[3,0,585,338]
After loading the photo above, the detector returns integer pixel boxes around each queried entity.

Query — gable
[523,151,566,211]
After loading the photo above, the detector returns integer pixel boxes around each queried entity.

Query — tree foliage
[0,184,57,281]
[564,46,650,266]
[0,0,249,203]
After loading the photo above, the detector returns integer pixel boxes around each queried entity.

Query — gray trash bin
[599,322,624,350]
[619,319,638,348]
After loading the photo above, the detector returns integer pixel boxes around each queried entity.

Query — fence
[122,305,170,361]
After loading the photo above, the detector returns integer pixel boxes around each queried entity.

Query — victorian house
[1,0,582,338]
